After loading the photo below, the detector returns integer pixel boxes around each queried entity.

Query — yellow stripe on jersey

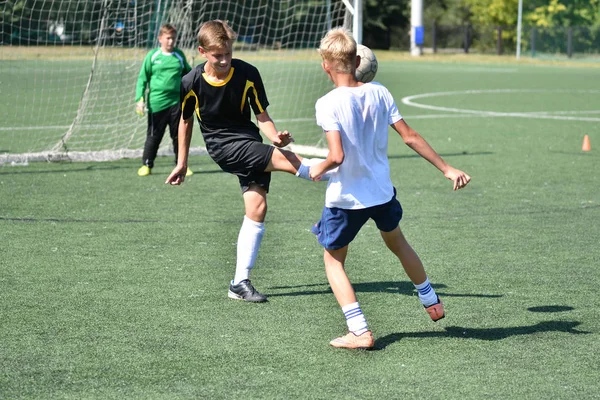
[182,90,201,120]
[202,67,235,87]
[241,80,265,114]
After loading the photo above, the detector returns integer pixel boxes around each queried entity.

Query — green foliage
[527,0,600,27]
[0,0,27,24]
[424,0,472,26]
[363,0,409,48]
[463,0,520,26]
[421,0,600,32]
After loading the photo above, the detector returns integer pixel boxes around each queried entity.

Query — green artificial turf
[1,58,599,399]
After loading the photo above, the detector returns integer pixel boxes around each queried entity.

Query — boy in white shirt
[309,28,471,349]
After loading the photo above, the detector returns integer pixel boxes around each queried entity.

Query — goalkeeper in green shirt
[135,24,192,177]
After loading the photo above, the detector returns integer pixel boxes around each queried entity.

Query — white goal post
[0,0,363,165]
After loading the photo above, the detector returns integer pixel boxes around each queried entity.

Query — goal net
[0,0,356,165]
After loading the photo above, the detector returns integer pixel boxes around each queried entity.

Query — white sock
[414,278,438,307]
[295,158,338,181]
[342,302,368,335]
[233,216,265,285]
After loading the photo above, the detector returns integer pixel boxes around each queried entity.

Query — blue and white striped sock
[295,158,336,181]
[342,302,368,335]
[414,278,438,307]
[295,162,311,180]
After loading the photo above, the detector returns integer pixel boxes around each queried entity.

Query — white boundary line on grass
[401,89,600,122]
[3,88,599,162]
[0,113,481,132]
[3,89,599,132]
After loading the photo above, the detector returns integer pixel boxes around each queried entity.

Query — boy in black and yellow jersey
[166,20,324,302]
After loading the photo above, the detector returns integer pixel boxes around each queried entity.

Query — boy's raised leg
[266,148,335,181]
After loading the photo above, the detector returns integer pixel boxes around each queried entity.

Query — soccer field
[1,58,599,399]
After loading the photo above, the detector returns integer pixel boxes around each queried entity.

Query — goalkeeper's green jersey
[135,47,192,113]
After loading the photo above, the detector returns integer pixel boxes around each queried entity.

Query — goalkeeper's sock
[233,216,265,285]
[414,278,438,307]
[342,302,369,335]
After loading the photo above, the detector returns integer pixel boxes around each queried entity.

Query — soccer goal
[0,0,363,165]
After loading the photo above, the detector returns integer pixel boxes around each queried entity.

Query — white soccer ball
[355,44,378,83]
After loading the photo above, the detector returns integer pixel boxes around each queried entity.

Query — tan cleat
[329,330,374,349]
[425,297,445,322]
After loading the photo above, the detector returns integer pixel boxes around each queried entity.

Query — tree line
[2,0,599,50]
[365,0,600,49]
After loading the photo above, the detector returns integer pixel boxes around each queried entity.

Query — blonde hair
[318,27,357,74]
[158,24,177,37]
[197,20,237,49]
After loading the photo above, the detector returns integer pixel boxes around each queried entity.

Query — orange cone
[582,135,591,152]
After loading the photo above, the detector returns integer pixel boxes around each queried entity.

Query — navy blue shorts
[312,189,403,250]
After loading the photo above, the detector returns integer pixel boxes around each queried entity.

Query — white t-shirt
[315,82,402,209]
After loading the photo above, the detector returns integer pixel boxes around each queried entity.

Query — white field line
[401,89,600,122]
[3,88,600,132]
[0,109,578,133]
[3,87,599,162]
[0,114,473,132]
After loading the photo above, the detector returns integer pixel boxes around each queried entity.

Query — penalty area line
[401,88,600,122]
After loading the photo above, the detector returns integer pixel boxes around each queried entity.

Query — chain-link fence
[389,24,600,61]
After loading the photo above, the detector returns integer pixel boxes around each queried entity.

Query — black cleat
[228,280,267,302]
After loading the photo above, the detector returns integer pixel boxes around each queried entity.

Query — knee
[245,199,267,222]
[246,206,267,222]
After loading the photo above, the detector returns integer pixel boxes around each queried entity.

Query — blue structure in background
[414,26,424,45]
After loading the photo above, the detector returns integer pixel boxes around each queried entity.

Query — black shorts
[213,140,275,193]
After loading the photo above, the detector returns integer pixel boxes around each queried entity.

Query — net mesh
[0,0,350,164]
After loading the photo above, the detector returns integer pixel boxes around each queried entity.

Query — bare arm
[256,110,293,148]
[392,119,471,190]
[309,129,344,180]
[165,115,193,185]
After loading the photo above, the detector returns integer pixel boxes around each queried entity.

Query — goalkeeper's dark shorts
[211,139,275,193]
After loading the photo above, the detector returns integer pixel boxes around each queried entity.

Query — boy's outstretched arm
[256,111,293,148]
[391,119,471,190]
[309,129,344,181]
[165,115,193,185]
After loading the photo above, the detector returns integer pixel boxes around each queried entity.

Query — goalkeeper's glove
[136,100,146,116]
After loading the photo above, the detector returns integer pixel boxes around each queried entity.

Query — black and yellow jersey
[180,59,270,159]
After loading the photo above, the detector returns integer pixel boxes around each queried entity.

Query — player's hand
[165,165,187,186]
[273,130,294,148]
[135,100,146,116]
[308,161,326,182]
[308,167,323,182]
[444,167,471,191]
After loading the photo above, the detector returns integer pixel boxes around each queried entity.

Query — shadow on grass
[268,281,502,299]
[527,305,574,313]
[374,320,590,350]
[388,150,493,160]
[0,164,224,175]
[0,216,159,223]
[0,164,121,175]
[186,168,224,175]
[548,150,598,157]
